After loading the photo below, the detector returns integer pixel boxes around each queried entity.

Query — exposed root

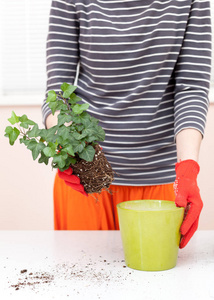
[72,144,114,194]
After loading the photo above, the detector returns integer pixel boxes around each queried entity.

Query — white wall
[197,104,214,229]
[0,104,214,230]
[0,106,55,230]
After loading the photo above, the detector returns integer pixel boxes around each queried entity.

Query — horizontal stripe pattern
[42,0,211,186]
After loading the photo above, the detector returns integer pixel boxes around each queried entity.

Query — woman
[42,0,212,248]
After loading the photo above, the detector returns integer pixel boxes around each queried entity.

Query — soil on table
[9,257,131,294]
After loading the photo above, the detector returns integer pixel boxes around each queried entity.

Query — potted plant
[4,83,114,194]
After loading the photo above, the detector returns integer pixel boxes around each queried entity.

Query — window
[0,0,52,104]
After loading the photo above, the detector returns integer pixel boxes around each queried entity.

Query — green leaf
[57,165,69,172]
[90,116,100,125]
[19,114,29,122]
[61,83,77,98]
[62,144,75,156]
[57,114,73,126]
[56,137,68,146]
[19,115,36,129]
[27,124,41,138]
[20,122,28,129]
[46,90,57,102]
[68,93,82,105]
[27,140,45,160]
[57,156,77,172]
[57,100,68,112]
[78,145,95,162]
[8,111,19,125]
[52,152,68,168]
[43,146,56,157]
[82,122,97,137]
[38,151,49,165]
[20,136,31,146]
[69,139,85,153]
[40,126,58,142]
[66,157,76,166]
[74,143,84,153]
[43,142,57,157]
[48,101,58,115]
[72,131,88,141]
[19,114,36,125]
[87,135,98,143]
[94,126,105,141]
[72,103,90,115]
[75,124,84,132]
[68,157,76,165]
[56,125,71,141]
[4,126,20,145]
[4,126,13,137]
[72,112,91,125]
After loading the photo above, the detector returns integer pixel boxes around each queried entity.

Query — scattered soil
[72,144,114,194]
[10,270,54,291]
[9,257,132,294]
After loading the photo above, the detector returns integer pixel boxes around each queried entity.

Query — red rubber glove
[58,167,88,197]
[174,159,203,249]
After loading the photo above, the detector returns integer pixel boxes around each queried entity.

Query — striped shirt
[42,0,212,186]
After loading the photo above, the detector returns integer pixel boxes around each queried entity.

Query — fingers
[62,167,73,176]
[64,180,88,197]
[179,217,199,249]
[175,189,202,248]
[58,169,80,184]
[175,193,187,208]
[57,168,88,196]
[180,195,203,236]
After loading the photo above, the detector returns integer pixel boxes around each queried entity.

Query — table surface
[0,230,214,300]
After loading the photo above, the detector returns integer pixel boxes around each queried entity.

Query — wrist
[45,111,60,129]
[176,128,202,163]
[175,159,200,179]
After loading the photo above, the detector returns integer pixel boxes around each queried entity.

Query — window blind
[0,0,52,104]
[0,0,213,105]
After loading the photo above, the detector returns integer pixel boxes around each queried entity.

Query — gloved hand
[58,167,88,197]
[174,159,203,249]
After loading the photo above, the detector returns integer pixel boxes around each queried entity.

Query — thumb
[175,192,187,208]
[179,216,199,248]
[180,194,203,235]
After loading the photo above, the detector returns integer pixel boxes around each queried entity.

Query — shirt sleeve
[41,0,79,126]
[174,0,212,138]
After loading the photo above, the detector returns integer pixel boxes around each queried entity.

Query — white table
[0,231,214,300]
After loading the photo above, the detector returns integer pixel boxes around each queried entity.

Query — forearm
[46,111,60,129]
[175,129,202,163]
[45,111,73,129]
[173,0,210,165]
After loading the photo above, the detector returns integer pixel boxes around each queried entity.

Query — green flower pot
[117,200,184,271]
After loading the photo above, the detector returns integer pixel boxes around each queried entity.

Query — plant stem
[17,124,41,143]
[59,93,72,114]
[18,124,26,136]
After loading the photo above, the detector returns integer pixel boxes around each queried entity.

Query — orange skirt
[53,173,175,230]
